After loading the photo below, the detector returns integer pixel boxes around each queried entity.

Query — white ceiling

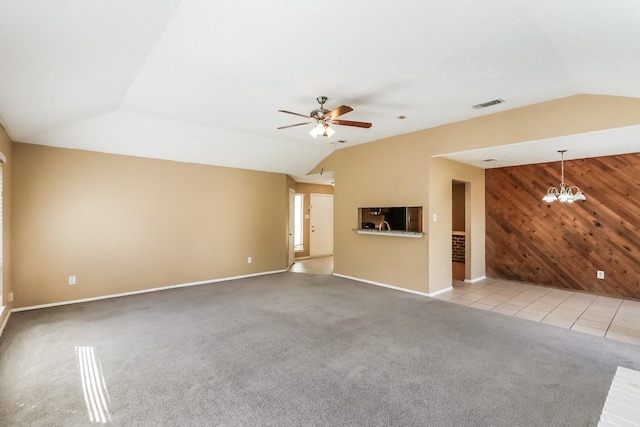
[437,124,640,169]
[1,0,640,183]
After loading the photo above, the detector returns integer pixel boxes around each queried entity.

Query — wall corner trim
[0,306,11,339]
[11,269,288,313]
[333,273,431,298]
[464,276,487,283]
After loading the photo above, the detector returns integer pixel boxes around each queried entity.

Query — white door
[288,188,295,267]
[310,193,333,257]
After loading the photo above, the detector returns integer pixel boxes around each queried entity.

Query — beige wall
[12,143,289,308]
[424,94,640,155]
[0,125,12,329]
[428,158,485,292]
[316,134,432,293]
[312,94,640,295]
[293,182,334,259]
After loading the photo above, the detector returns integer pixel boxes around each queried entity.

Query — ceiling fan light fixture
[323,124,335,138]
[309,121,334,138]
[309,122,324,138]
[279,96,372,139]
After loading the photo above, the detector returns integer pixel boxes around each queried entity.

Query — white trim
[12,269,287,312]
[0,305,10,338]
[428,286,454,297]
[333,273,430,298]
[464,275,486,283]
[334,273,452,298]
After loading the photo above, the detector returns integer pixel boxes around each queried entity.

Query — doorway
[309,193,333,257]
[288,256,334,274]
[288,188,295,268]
[452,180,467,281]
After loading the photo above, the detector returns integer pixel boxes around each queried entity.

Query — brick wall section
[452,233,465,263]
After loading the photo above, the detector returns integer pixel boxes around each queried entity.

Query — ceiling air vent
[472,98,505,110]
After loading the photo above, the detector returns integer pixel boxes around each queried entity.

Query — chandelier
[542,150,586,203]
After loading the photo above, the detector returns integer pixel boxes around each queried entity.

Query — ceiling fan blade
[332,119,372,128]
[325,105,353,120]
[277,122,312,130]
[278,110,312,119]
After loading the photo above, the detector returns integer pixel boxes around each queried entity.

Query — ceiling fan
[278,96,372,138]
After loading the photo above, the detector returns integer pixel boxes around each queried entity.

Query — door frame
[288,188,295,267]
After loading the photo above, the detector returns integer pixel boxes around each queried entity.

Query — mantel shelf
[353,229,424,238]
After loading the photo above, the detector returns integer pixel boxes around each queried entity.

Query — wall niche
[358,206,422,232]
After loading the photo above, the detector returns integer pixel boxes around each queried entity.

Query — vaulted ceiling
[1,0,639,182]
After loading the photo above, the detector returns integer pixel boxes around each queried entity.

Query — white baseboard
[465,275,486,283]
[333,273,431,298]
[12,269,287,313]
[428,286,454,297]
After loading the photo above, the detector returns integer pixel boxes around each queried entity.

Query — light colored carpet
[1,272,639,426]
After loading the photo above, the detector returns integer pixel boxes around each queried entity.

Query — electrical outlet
[247,257,252,264]
[69,276,76,285]
[597,270,604,279]
[8,292,13,302]
[432,213,438,222]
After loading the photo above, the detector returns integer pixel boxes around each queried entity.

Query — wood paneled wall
[486,153,640,299]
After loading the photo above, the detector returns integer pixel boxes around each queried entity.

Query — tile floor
[289,256,334,275]
[290,257,640,346]
[433,277,640,346]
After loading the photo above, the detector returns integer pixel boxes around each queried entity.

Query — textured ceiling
[1,0,640,183]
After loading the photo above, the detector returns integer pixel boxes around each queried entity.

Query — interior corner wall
[428,158,485,293]
[12,143,289,308]
[0,125,13,329]
[293,182,334,259]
